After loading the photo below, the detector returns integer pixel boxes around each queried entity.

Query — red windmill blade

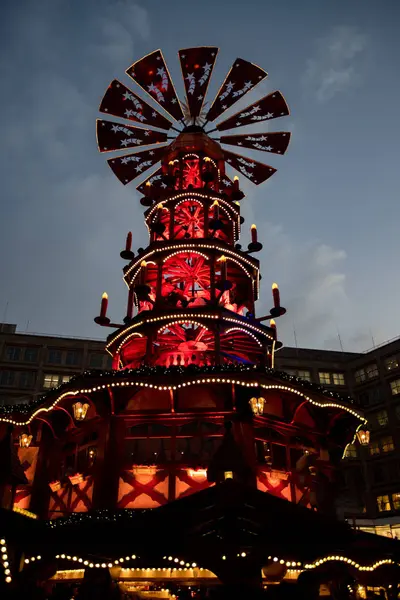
[204,58,268,124]
[223,150,276,185]
[99,80,172,131]
[107,146,167,185]
[220,131,291,155]
[178,47,218,119]
[213,91,289,132]
[136,167,165,194]
[126,49,184,123]
[96,120,168,153]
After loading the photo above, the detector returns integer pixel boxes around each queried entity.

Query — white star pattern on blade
[202,62,212,71]
[238,142,242,145]
[101,122,105,127]
[236,122,241,126]
[161,182,167,188]
[135,164,144,172]
[149,151,154,155]
[224,180,232,186]
[123,91,132,101]
[152,111,157,117]
[157,67,166,77]
[198,95,203,100]
[157,56,161,60]
[264,145,273,151]
[130,71,135,78]
[181,55,185,59]
[111,125,120,133]
[125,110,133,118]
[222,105,227,110]
[121,139,129,147]
[266,112,274,118]
[171,98,177,104]
[144,131,150,136]
[259,135,267,141]
[121,157,129,165]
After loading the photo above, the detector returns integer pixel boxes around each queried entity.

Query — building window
[369,441,380,456]
[297,370,311,381]
[366,364,379,379]
[377,495,390,512]
[355,368,366,384]
[66,351,80,366]
[392,493,400,510]
[48,349,62,364]
[344,444,357,459]
[381,436,394,453]
[43,374,61,389]
[332,373,345,386]
[390,379,400,396]
[20,371,36,388]
[319,372,331,385]
[5,346,21,361]
[89,354,104,369]
[0,370,16,386]
[376,410,389,427]
[60,375,72,384]
[385,356,399,371]
[24,348,38,362]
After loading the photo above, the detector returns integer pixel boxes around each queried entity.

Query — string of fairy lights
[1,537,12,584]
[0,363,362,424]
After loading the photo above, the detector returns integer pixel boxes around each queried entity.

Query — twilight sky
[1,0,399,352]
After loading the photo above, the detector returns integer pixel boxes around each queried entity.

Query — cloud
[303,26,368,102]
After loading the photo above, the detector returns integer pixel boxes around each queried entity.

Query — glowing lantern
[356,429,370,446]
[69,473,84,486]
[49,481,61,492]
[19,433,32,448]
[249,397,265,416]
[73,402,89,421]
[224,471,233,480]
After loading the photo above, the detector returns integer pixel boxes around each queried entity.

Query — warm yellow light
[145,180,151,187]
[211,200,219,206]
[204,156,211,162]
[272,283,278,290]
[168,160,174,165]
[19,433,32,448]
[356,429,370,446]
[140,260,147,268]
[224,471,233,480]
[234,175,239,181]
[73,402,89,422]
[218,255,227,262]
[270,319,276,327]
[249,397,265,416]
[251,224,257,230]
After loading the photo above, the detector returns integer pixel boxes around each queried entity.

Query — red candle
[145,181,152,196]
[100,293,108,318]
[212,200,220,219]
[127,287,134,319]
[168,160,175,176]
[140,260,147,285]
[270,318,277,338]
[233,175,239,192]
[125,231,132,252]
[219,256,227,281]
[272,283,280,308]
[251,224,257,243]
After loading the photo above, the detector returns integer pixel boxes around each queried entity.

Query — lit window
[319,372,331,385]
[332,373,345,386]
[43,374,61,389]
[377,495,390,512]
[285,369,296,376]
[355,368,366,384]
[385,356,399,371]
[60,375,72,384]
[366,364,379,379]
[345,444,357,459]
[48,350,62,364]
[369,441,380,456]
[390,379,400,396]
[297,370,311,382]
[24,348,38,362]
[381,436,394,453]
[376,410,389,427]
[5,346,21,361]
[392,493,400,510]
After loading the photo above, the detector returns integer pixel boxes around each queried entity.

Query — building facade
[0,323,110,406]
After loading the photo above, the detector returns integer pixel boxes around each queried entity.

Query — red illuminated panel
[205,58,267,123]
[215,91,289,132]
[117,468,169,508]
[107,146,166,185]
[96,119,168,153]
[126,50,184,122]
[178,47,218,118]
[223,150,276,185]
[99,80,172,130]
[220,131,291,155]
